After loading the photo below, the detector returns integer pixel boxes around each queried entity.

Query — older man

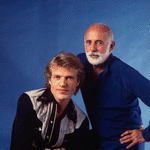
[11,52,89,150]
[78,23,150,150]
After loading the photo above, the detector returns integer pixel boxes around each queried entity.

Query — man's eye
[86,40,91,44]
[67,76,73,80]
[55,76,60,79]
[96,41,103,45]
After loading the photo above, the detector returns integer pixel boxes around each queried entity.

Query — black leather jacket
[10,88,89,150]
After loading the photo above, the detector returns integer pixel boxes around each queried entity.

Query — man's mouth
[57,89,68,93]
[89,55,99,58]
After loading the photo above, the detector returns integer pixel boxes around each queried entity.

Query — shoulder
[17,93,32,113]
[108,55,144,87]
[24,88,46,110]
[77,53,88,65]
[17,88,46,110]
[77,52,85,58]
[109,55,135,75]
[16,89,45,116]
[25,88,46,98]
[72,101,87,128]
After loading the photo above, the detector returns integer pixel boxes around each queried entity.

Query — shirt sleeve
[142,125,150,142]
[10,93,44,150]
[126,66,150,106]
[126,66,150,141]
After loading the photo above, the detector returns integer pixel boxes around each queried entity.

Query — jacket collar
[36,88,76,123]
[37,88,56,104]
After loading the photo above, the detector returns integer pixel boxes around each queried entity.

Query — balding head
[85,23,114,42]
[84,23,115,65]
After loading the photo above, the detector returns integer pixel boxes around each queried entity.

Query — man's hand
[120,127,146,149]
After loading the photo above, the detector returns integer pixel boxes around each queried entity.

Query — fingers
[126,141,137,149]
[120,131,133,144]
[120,129,146,149]
[126,137,145,149]
[121,130,132,137]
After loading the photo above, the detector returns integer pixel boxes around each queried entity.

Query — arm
[120,66,150,148]
[62,117,89,150]
[10,93,43,150]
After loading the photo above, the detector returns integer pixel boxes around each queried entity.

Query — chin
[57,96,69,101]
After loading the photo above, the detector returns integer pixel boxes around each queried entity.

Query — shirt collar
[97,53,114,80]
[85,53,114,80]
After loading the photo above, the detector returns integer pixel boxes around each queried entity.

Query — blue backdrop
[1,0,150,149]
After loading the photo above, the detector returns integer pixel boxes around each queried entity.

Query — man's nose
[59,78,67,87]
[90,43,97,52]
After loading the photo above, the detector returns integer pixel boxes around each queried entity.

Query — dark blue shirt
[78,53,150,150]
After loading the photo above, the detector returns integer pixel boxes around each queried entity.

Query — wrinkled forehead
[85,24,112,38]
[86,27,110,37]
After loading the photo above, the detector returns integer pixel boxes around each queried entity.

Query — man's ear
[76,80,80,87]
[109,41,115,53]
[48,78,51,85]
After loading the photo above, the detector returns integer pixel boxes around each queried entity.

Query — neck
[92,60,107,79]
[56,100,70,118]
[91,53,111,78]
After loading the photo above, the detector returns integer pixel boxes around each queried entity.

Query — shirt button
[50,121,53,124]
[46,136,49,138]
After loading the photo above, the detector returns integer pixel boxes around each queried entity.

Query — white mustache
[87,52,101,57]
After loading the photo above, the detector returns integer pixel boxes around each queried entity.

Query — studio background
[1,0,150,149]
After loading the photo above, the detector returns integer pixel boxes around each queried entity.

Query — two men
[11,52,89,150]
[78,23,150,149]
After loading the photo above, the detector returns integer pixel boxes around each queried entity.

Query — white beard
[86,47,111,65]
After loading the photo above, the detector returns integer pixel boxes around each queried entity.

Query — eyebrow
[85,40,104,43]
[85,40,91,42]
[53,74,75,78]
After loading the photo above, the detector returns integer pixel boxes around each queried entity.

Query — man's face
[49,66,79,104]
[85,28,112,65]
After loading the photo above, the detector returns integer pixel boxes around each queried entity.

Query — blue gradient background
[1,0,150,149]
